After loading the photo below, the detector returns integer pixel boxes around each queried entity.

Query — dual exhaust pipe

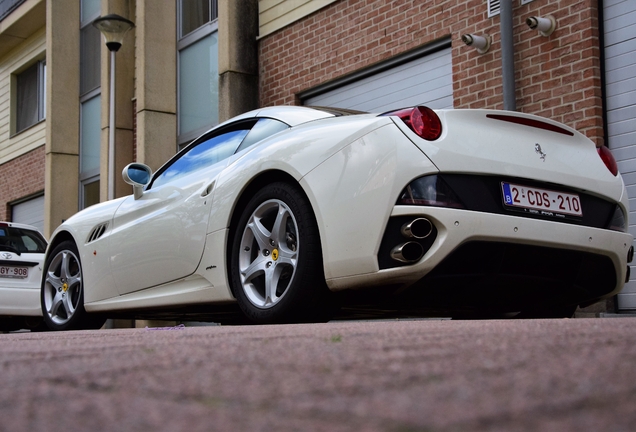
[390,218,433,263]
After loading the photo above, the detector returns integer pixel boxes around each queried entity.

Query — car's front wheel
[230,182,331,324]
[41,240,104,331]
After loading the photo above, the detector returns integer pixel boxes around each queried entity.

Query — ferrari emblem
[535,143,547,162]
[62,283,68,292]
[272,249,279,261]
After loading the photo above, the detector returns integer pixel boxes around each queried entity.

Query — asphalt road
[1,318,635,431]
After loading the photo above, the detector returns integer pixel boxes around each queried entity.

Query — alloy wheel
[43,249,83,326]
[238,199,299,308]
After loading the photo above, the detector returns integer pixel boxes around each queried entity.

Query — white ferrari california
[41,106,633,330]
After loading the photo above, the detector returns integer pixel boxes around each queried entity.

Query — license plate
[501,182,583,217]
[0,266,29,279]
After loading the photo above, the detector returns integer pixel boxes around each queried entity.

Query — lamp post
[93,14,134,201]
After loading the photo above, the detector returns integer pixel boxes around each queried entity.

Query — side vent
[489,0,534,17]
[487,0,500,17]
[86,222,109,244]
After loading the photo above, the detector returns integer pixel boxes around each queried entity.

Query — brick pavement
[1,318,635,431]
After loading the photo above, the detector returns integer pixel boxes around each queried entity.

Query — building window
[81,178,100,209]
[15,60,46,134]
[177,0,219,146]
[80,95,101,177]
[79,0,101,209]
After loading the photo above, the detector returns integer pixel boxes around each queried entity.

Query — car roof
[225,106,337,127]
[0,221,41,233]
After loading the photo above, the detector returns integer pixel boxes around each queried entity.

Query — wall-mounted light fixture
[461,34,491,54]
[526,15,556,37]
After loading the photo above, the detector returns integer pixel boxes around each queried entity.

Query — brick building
[257,0,635,311]
[0,0,634,312]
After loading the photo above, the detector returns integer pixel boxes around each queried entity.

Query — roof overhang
[0,0,45,58]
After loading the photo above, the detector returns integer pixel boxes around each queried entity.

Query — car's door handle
[201,181,215,197]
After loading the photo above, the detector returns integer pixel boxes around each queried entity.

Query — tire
[41,240,105,331]
[230,182,331,324]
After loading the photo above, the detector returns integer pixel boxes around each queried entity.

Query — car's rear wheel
[230,182,331,324]
[41,240,104,331]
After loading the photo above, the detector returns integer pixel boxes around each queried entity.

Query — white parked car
[0,222,47,332]
[41,106,633,330]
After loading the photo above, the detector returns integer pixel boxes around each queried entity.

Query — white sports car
[42,106,633,330]
[0,222,47,332]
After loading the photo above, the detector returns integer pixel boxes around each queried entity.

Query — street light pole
[93,14,135,201]
[107,49,116,200]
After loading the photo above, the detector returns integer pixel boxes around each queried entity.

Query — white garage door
[604,0,636,310]
[303,45,452,112]
[12,195,45,235]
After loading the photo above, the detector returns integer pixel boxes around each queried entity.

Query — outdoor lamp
[461,34,491,54]
[93,14,135,52]
[526,15,557,37]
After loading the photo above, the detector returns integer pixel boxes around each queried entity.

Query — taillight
[382,106,442,141]
[597,146,618,176]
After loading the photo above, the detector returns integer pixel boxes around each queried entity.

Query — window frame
[13,60,46,136]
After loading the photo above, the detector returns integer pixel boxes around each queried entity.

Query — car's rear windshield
[0,224,47,253]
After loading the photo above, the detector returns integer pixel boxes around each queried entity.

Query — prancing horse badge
[535,143,547,162]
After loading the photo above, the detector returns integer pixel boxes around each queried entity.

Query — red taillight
[382,106,442,141]
[597,146,618,176]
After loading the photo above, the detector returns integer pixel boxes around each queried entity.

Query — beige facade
[0,0,258,238]
[0,0,46,230]
[258,0,337,38]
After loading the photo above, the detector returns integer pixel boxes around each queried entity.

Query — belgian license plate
[0,266,28,279]
[501,182,583,217]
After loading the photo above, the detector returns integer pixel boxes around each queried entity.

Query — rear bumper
[0,287,42,316]
[327,206,632,308]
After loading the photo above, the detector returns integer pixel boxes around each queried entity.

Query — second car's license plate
[0,266,28,279]
[501,182,583,217]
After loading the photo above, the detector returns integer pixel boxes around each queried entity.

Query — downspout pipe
[500,0,516,111]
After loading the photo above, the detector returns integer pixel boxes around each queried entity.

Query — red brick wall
[259,0,604,145]
[0,146,46,221]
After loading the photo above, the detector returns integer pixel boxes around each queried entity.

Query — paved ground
[1,318,635,431]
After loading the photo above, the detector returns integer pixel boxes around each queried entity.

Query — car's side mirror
[122,163,152,200]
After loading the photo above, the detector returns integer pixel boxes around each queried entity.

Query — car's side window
[235,118,289,154]
[149,118,289,190]
[152,125,253,189]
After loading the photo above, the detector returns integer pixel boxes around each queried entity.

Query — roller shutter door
[11,195,45,235]
[604,0,636,310]
[303,46,452,112]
